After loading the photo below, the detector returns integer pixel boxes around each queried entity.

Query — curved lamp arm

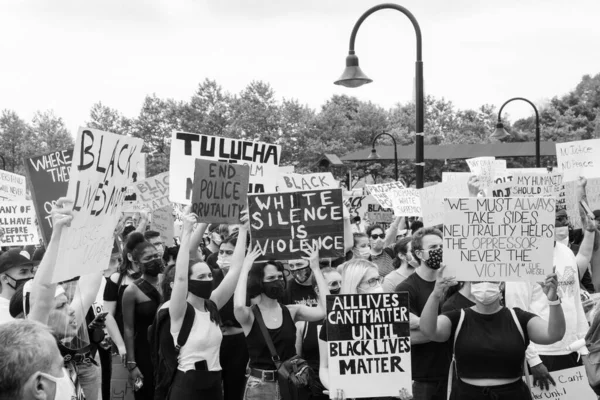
[497,97,540,167]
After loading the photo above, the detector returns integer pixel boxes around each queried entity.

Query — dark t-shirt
[395,273,452,381]
[442,292,475,313]
[283,280,318,307]
[443,307,537,379]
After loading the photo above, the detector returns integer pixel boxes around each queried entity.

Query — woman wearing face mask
[382,237,417,292]
[122,240,165,400]
[318,259,384,392]
[350,233,371,260]
[420,266,566,400]
[234,244,330,400]
[161,210,247,399]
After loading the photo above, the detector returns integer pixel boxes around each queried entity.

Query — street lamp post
[491,97,541,168]
[334,3,424,188]
[369,132,399,182]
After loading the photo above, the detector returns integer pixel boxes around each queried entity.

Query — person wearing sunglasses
[283,259,319,307]
[365,220,402,279]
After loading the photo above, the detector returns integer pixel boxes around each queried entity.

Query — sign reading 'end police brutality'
[248,189,344,260]
[169,131,281,204]
[326,293,412,399]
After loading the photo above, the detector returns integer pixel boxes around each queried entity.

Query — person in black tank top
[122,240,164,400]
[234,244,331,400]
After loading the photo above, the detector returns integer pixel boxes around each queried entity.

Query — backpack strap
[175,303,196,353]
[252,305,282,370]
[509,308,533,392]
[447,309,466,400]
[134,278,161,305]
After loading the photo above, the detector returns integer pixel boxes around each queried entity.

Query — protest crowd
[1,125,600,400]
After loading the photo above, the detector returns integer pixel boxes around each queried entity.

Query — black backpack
[148,302,196,400]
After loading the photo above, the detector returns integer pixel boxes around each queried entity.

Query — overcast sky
[1,0,599,135]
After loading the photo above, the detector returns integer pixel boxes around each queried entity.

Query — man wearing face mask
[505,204,595,391]
[395,227,450,400]
[283,259,319,307]
[0,249,34,324]
[0,319,76,400]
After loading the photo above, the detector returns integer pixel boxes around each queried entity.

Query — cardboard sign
[491,172,564,198]
[563,178,600,230]
[169,131,281,204]
[129,172,170,211]
[110,355,135,400]
[191,159,249,223]
[442,197,555,281]
[248,189,344,260]
[54,128,144,283]
[0,170,27,200]
[419,181,471,228]
[0,201,39,246]
[24,149,74,245]
[528,366,596,400]
[556,139,600,182]
[390,188,421,217]
[277,173,337,192]
[326,293,412,399]
[151,206,175,247]
[344,195,393,229]
[466,157,496,188]
[365,181,406,209]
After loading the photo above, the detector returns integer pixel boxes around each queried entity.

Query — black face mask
[263,280,285,300]
[425,248,443,270]
[5,275,31,291]
[141,259,164,277]
[188,280,213,299]
[330,287,341,295]
[129,271,142,280]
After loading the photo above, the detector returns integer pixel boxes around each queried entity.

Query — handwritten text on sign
[419,181,470,228]
[191,159,249,224]
[365,181,406,209]
[0,170,27,200]
[169,132,280,204]
[326,293,412,399]
[249,189,344,260]
[54,128,143,283]
[0,201,39,246]
[491,172,564,198]
[466,157,496,189]
[442,197,555,282]
[528,366,596,400]
[151,206,175,247]
[277,172,337,192]
[390,188,421,217]
[556,138,600,182]
[131,172,170,211]
[24,149,73,245]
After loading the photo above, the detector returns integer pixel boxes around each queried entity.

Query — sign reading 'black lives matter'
[248,189,344,260]
[326,293,412,399]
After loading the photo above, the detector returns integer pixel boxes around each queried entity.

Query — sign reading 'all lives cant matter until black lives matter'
[248,189,344,260]
[326,293,412,399]
[442,197,555,282]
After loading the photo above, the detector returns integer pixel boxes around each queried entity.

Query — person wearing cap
[0,249,34,324]
[283,258,318,307]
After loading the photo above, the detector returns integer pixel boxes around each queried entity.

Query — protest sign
[491,172,564,198]
[0,201,39,246]
[277,172,337,192]
[24,149,74,245]
[0,170,27,200]
[169,131,280,204]
[495,159,507,171]
[344,195,393,230]
[442,172,471,183]
[466,157,496,188]
[53,128,143,283]
[151,206,175,247]
[191,159,249,224]
[129,172,170,211]
[442,197,555,281]
[249,189,344,260]
[556,138,600,182]
[528,366,596,400]
[563,178,600,230]
[326,293,412,399]
[365,181,406,209]
[419,180,471,228]
[390,188,421,217]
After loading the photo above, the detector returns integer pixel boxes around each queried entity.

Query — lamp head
[490,122,511,142]
[368,147,380,160]
[334,53,373,88]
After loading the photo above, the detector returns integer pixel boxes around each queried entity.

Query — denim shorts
[244,375,280,400]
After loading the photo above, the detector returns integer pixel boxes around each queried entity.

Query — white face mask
[471,282,501,305]
[216,257,231,270]
[555,226,569,245]
[39,368,76,400]
[354,247,370,258]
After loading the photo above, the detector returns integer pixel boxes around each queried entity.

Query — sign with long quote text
[491,172,564,198]
[0,170,27,200]
[365,181,405,209]
[556,139,600,182]
[249,189,344,260]
[24,149,74,244]
[326,293,412,399]
[53,128,143,283]
[442,197,555,281]
[528,366,596,400]
[169,131,280,204]
[0,201,39,246]
[191,159,249,223]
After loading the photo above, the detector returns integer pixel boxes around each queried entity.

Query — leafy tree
[87,102,132,136]
[228,81,280,143]
[0,110,30,173]
[30,110,74,154]
[180,79,232,137]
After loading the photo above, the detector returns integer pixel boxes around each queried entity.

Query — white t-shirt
[505,242,589,365]
[171,306,223,372]
[0,297,13,324]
